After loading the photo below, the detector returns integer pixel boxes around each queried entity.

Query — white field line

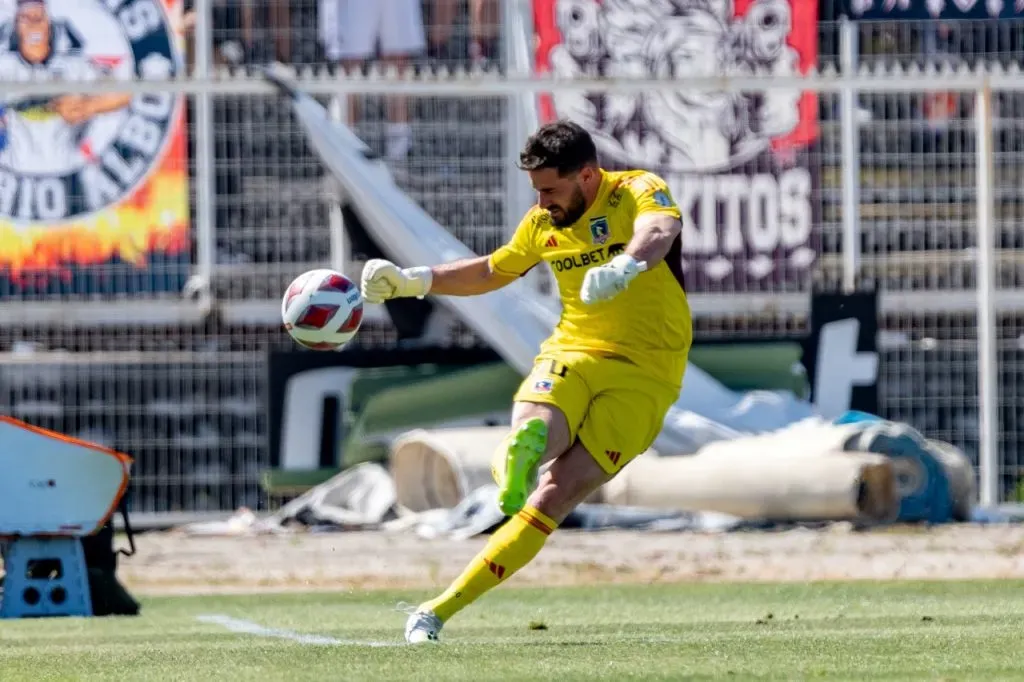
[196,614,400,647]
[198,613,691,648]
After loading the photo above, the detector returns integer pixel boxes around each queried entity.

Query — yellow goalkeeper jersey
[489,169,692,388]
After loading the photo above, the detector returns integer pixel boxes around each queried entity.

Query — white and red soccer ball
[281,269,364,351]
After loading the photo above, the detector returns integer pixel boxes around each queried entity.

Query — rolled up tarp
[602,449,897,522]
[691,419,866,461]
[926,439,976,521]
[389,427,508,512]
[846,421,952,523]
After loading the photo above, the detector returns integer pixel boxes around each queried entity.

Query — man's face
[528,166,593,227]
[17,4,50,64]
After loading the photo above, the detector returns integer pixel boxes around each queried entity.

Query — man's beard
[549,185,588,227]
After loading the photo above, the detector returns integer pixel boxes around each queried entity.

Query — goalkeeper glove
[360,259,433,304]
[580,254,646,304]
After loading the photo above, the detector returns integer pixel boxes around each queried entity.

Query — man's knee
[527,441,612,524]
[489,403,570,487]
[511,401,572,462]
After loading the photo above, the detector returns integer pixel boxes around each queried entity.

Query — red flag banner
[533,0,820,292]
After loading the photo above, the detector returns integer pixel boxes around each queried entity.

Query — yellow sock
[419,505,557,622]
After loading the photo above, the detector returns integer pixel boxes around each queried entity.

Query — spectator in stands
[468,0,499,65]
[182,1,291,66]
[215,0,253,65]
[181,1,250,66]
[428,0,498,65]
[265,0,292,63]
[318,0,426,162]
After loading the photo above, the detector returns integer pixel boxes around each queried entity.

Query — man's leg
[428,0,458,61]
[270,0,291,63]
[469,0,498,64]
[381,56,413,162]
[405,355,593,643]
[405,359,678,643]
[321,0,376,125]
[407,440,611,642]
[491,401,574,515]
[380,0,427,161]
[412,403,571,626]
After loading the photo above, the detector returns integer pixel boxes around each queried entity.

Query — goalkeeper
[361,120,692,644]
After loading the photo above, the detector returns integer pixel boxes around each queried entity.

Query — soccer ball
[281,269,364,351]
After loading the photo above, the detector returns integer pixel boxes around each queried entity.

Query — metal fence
[0,4,1022,517]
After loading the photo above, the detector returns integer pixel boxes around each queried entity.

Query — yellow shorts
[513,351,681,475]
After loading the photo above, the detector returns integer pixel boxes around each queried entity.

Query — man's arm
[51,94,131,125]
[363,209,541,304]
[579,176,683,304]
[429,255,519,296]
[361,254,520,304]
[83,94,132,117]
[624,213,682,268]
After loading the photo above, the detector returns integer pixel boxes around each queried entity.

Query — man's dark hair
[518,120,598,176]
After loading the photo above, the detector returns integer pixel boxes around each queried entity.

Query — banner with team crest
[533,0,820,293]
[0,0,188,296]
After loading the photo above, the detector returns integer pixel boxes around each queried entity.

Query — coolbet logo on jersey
[0,0,180,224]
[550,242,625,273]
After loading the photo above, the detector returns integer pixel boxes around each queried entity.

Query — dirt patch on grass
[119,524,1024,596]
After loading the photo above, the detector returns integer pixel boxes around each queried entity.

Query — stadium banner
[0,0,189,296]
[803,290,879,419]
[843,0,1024,20]
[533,0,820,293]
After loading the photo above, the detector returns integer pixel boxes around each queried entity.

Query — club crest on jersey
[533,378,554,394]
[0,0,181,223]
[589,216,610,245]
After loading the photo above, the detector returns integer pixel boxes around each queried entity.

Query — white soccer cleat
[404,609,443,644]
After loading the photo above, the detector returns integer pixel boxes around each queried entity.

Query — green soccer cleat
[497,418,548,516]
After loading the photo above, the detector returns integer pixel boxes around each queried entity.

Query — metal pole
[975,83,999,507]
[501,0,524,245]
[327,97,349,273]
[502,0,555,303]
[7,72,1024,98]
[193,0,215,305]
[839,17,860,293]
[502,0,538,236]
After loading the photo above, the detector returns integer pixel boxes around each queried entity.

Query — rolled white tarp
[926,439,976,521]
[602,449,897,522]
[389,427,508,512]
[387,421,899,522]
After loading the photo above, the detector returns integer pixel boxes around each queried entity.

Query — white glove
[580,254,646,304]
[360,259,433,304]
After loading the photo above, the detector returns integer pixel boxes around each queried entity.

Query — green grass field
[2,581,1023,681]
